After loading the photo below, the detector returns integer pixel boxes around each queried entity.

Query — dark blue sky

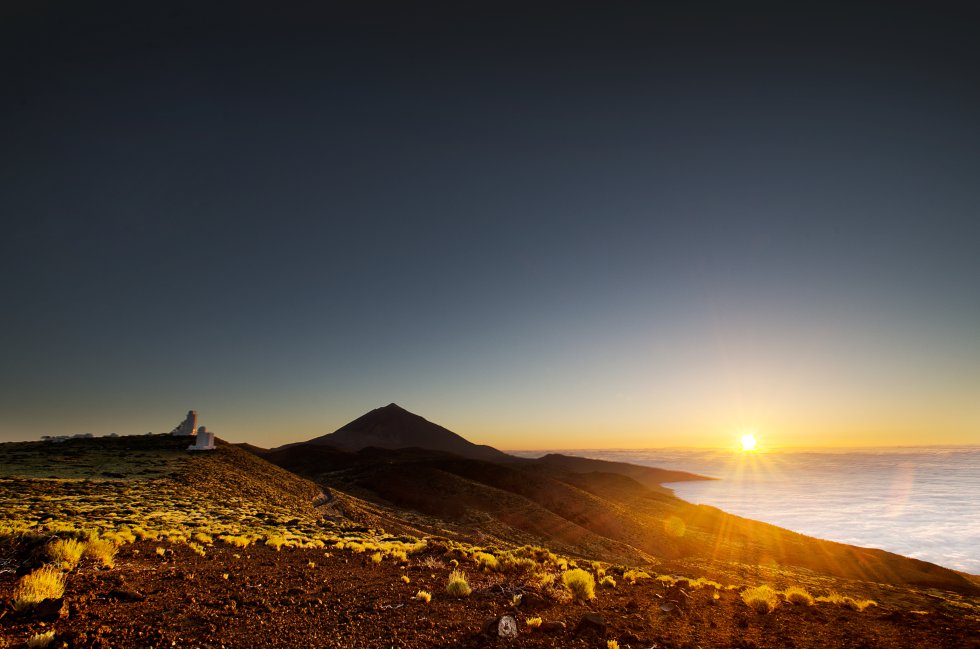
[2,1,978,447]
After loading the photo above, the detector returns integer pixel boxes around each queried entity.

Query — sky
[1,1,978,450]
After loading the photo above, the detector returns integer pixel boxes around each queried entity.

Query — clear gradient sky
[2,2,978,449]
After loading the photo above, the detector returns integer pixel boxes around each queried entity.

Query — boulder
[573,613,607,638]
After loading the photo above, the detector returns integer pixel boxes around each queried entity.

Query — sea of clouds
[515,446,980,574]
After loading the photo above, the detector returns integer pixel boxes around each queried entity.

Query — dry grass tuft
[188,542,207,557]
[474,551,498,571]
[415,590,432,603]
[607,641,620,649]
[741,585,779,613]
[219,534,251,548]
[27,630,57,648]
[525,616,542,629]
[623,569,651,584]
[783,586,815,606]
[446,569,471,597]
[562,568,596,601]
[401,574,411,584]
[13,566,66,611]
[816,592,877,611]
[47,538,85,570]
[84,537,117,568]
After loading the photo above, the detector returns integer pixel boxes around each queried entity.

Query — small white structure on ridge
[171,410,198,436]
[187,425,215,451]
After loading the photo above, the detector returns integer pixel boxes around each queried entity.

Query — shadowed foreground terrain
[1,433,978,648]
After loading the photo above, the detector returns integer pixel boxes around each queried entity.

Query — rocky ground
[3,538,979,649]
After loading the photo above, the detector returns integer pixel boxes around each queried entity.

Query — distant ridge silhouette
[295,403,512,462]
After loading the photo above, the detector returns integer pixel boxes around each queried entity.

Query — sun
[740,433,758,452]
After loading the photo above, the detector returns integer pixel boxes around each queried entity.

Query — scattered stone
[660,601,678,613]
[498,615,518,638]
[518,591,549,612]
[107,589,146,603]
[483,615,518,637]
[573,613,607,638]
[34,597,69,621]
[539,621,566,634]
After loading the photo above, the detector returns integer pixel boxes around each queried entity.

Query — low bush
[13,566,66,611]
[84,538,117,568]
[219,535,251,548]
[192,532,213,544]
[474,552,498,571]
[816,592,877,611]
[741,585,779,613]
[446,569,471,597]
[47,538,85,570]
[27,630,56,648]
[783,586,815,606]
[562,568,595,601]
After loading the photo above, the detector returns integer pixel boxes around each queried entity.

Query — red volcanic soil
[3,540,978,649]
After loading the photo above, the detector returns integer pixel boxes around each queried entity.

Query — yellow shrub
[600,575,617,588]
[530,571,555,589]
[783,586,815,606]
[84,538,117,568]
[816,592,877,611]
[415,590,432,603]
[27,630,56,648]
[446,569,471,597]
[188,542,206,557]
[688,577,722,590]
[193,532,213,544]
[562,568,595,600]
[47,538,85,570]
[623,569,650,584]
[131,526,156,541]
[474,552,498,571]
[219,535,252,548]
[526,617,542,629]
[401,575,411,584]
[371,552,383,564]
[741,585,779,613]
[13,567,66,611]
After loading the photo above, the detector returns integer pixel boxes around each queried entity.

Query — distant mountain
[289,403,512,462]
[530,453,710,494]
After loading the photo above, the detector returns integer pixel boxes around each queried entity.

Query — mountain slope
[260,443,978,594]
